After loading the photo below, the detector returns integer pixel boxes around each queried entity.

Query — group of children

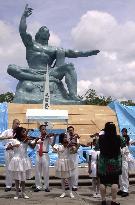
[0,119,80,199]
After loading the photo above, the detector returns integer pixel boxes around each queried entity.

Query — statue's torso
[26,41,57,70]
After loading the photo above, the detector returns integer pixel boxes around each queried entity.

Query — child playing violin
[52,133,75,198]
[8,127,38,199]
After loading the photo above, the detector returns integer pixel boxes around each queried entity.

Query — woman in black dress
[98,122,122,205]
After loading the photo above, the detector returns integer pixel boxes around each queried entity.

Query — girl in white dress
[88,138,100,198]
[8,127,38,199]
[52,133,75,198]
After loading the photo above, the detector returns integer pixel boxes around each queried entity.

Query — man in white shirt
[34,124,53,192]
[0,119,20,191]
[67,126,80,191]
[118,128,130,197]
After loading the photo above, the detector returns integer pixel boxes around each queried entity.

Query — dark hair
[121,128,130,146]
[13,119,20,124]
[121,128,127,133]
[67,126,74,131]
[39,124,47,131]
[14,127,26,142]
[104,122,117,137]
[59,133,67,144]
[99,122,121,158]
[93,138,97,144]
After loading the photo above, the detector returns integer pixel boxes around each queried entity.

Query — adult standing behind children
[67,126,80,191]
[98,122,122,205]
[0,119,20,192]
[117,128,130,197]
[34,124,54,192]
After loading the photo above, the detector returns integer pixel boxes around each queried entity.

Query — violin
[21,135,33,143]
[67,133,80,154]
[22,129,40,143]
[90,133,99,138]
[39,133,56,141]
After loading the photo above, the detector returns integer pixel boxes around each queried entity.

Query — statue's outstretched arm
[65,49,100,58]
[19,4,33,47]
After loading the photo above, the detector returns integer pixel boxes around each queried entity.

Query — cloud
[71,11,135,100]
[0,20,26,93]
[77,80,92,95]
[49,32,61,46]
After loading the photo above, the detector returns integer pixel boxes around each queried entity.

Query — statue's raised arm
[65,49,100,58]
[19,4,33,47]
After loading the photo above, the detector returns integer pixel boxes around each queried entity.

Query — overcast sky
[0,0,135,100]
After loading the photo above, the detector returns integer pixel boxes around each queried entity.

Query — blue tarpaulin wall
[0,102,8,165]
[0,102,135,166]
[109,101,135,141]
[109,101,135,159]
[0,102,8,134]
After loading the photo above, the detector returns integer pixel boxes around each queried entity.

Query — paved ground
[0,166,134,205]
[0,185,134,205]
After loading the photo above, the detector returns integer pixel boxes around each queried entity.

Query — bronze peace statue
[7,4,100,104]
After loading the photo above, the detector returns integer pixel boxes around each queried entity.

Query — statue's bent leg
[50,63,80,101]
[64,63,78,99]
[7,64,44,81]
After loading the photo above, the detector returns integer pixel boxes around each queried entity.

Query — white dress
[88,149,100,177]
[53,144,75,178]
[8,139,32,181]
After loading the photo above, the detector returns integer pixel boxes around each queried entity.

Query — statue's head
[35,26,50,42]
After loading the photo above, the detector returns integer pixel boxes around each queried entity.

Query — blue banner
[0,102,8,134]
[108,101,135,141]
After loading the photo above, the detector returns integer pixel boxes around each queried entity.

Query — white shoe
[70,192,75,198]
[96,193,101,198]
[14,196,19,199]
[60,192,66,198]
[93,193,97,198]
[22,193,29,199]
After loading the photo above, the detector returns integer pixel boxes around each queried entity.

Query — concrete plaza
[0,166,134,205]
[0,184,134,205]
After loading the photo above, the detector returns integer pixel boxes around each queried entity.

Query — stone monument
[7,4,100,104]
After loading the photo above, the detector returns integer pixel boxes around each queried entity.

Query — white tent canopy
[26,109,68,123]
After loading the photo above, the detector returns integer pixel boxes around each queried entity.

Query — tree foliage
[81,88,135,106]
[82,88,112,106]
[120,100,135,106]
[0,92,14,103]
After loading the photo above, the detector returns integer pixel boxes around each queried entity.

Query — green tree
[120,100,135,106]
[82,88,112,106]
[0,92,14,103]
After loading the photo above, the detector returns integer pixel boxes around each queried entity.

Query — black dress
[98,135,122,186]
